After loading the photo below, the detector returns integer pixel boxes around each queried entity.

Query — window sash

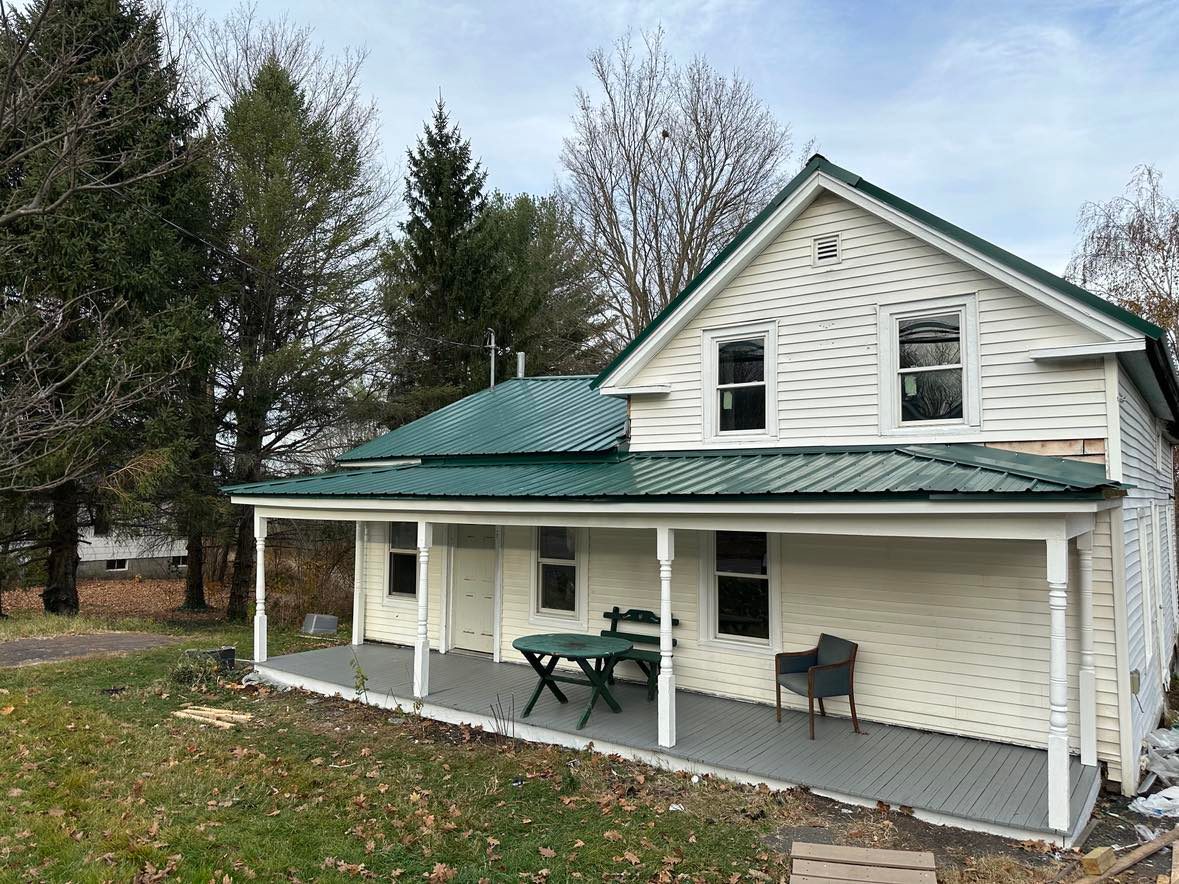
[388,521,419,598]
[713,531,770,643]
[714,334,768,434]
[536,527,579,618]
[894,310,966,424]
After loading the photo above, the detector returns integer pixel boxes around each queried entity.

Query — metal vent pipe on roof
[517,352,526,378]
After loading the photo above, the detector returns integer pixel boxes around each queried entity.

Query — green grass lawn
[0,615,1059,883]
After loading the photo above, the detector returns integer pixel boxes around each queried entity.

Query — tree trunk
[43,481,80,614]
[226,513,254,622]
[181,527,207,610]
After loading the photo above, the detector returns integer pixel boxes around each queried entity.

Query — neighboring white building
[77,526,187,579]
[228,155,1178,846]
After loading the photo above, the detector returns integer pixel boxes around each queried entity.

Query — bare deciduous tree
[1068,164,1179,341]
[561,29,808,342]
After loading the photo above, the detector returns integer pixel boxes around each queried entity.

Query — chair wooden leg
[775,680,781,722]
[817,697,826,717]
[807,695,815,740]
[848,689,861,735]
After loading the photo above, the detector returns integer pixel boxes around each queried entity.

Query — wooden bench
[789,842,936,884]
[600,607,678,701]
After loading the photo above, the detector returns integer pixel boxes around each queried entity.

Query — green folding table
[512,633,633,729]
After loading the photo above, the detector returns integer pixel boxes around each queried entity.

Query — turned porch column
[253,514,268,664]
[1077,532,1097,767]
[413,520,433,698]
[657,526,676,748]
[1046,538,1071,833]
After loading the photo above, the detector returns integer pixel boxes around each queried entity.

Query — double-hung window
[704,323,777,442]
[714,531,770,641]
[879,296,979,432]
[537,527,577,617]
[388,522,418,598]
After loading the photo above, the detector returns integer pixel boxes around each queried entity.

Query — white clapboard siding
[360,521,446,647]
[78,526,186,562]
[489,522,1122,769]
[626,192,1107,449]
[1118,370,1177,757]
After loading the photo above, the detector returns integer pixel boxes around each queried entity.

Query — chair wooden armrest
[775,647,818,675]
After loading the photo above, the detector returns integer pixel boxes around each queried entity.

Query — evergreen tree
[0,0,206,614]
[381,99,493,424]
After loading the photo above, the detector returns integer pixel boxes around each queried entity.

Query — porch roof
[226,443,1119,501]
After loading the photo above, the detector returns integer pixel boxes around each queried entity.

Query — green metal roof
[593,154,1166,389]
[228,443,1119,501]
[337,376,628,461]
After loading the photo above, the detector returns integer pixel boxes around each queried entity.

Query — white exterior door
[451,525,496,654]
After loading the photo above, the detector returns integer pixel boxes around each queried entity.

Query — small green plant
[170,652,221,692]
[349,651,369,702]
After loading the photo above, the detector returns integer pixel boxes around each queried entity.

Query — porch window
[388,521,418,597]
[714,531,769,640]
[537,526,577,615]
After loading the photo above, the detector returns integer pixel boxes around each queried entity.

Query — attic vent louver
[812,232,841,266]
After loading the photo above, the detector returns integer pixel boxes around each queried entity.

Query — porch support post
[1078,531,1097,767]
[413,520,433,698]
[253,514,268,664]
[1046,538,1071,832]
[657,527,676,748]
[351,522,366,646]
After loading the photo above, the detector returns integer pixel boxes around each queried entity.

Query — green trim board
[226,442,1120,502]
[592,154,1169,391]
[337,375,627,461]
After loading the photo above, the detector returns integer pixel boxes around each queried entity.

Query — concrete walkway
[0,632,181,667]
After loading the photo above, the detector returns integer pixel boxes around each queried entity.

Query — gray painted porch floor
[259,642,1098,838]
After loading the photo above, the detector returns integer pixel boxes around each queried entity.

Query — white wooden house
[228,155,1179,845]
[77,526,188,579]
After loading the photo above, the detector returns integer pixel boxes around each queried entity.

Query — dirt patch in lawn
[2,578,228,622]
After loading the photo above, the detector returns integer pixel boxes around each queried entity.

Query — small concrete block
[1082,846,1115,876]
[301,613,338,635]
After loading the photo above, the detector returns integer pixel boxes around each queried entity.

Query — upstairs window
[717,338,766,432]
[878,296,979,433]
[704,322,778,442]
[897,313,964,422]
[388,522,418,597]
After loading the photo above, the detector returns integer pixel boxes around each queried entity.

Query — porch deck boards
[258,642,1098,838]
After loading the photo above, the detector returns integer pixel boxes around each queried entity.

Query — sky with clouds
[196,0,1179,274]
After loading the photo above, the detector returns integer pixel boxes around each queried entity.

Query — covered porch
[229,446,1126,847]
[255,641,1100,843]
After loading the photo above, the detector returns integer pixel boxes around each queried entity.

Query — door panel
[451,525,496,653]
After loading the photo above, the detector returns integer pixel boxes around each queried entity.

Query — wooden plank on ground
[790,860,933,884]
[791,843,936,871]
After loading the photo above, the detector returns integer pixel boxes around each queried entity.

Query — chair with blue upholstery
[774,633,861,739]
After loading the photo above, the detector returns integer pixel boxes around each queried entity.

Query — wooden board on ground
[790,842,936,884]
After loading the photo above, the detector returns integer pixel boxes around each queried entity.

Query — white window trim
[811,231,841,267]
[701,321,779,445]
[528,526,588,629]
[697,530,782,655]
[105,558,128,572]
[382,521,419,610]
[877,294,981,435]
[1152,503,1167,676]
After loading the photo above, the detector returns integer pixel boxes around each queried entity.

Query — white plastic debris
[1129,785,1179,817]
[1146,728,1179,751]
[690,775,700,785]
[668,803,684,812]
